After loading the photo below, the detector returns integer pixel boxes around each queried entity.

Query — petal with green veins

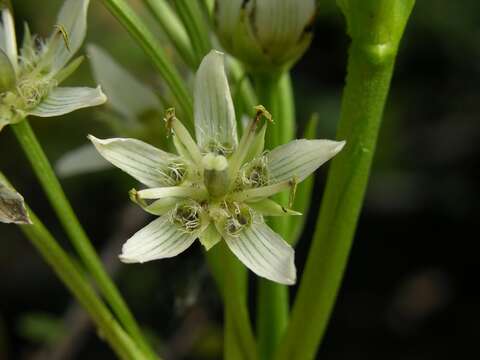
[0,183,32,225]
[87,44,161,120]
[199,223,222,251]
[268,139,346,184]
[29,86,107,118]
[88,136,182,188]
[1,8,17,71]
[51,0,90,72]
[56,143,113,178]
[0,48,15,92]
[224,222,296,285]
[119,215,197,263]
[194,50,238,153]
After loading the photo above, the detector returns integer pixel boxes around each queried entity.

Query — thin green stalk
[0,173,141,360]
[254,72,295,360]
[222,242,257,360]
[10,121,158,360]
[275,2,415,358]
[143,0,196,69]
[173,0,211,67]
[21,213,143,360]
[102,0,193,126]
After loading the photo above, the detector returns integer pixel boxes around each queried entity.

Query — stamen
[135,185,207,201]
[164,108,203,166]
[170,201,204,233]
[230,178,295,203]
[228,105,272,189]
[222,202,253,236]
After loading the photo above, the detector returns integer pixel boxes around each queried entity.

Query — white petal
[1,8,18,70]
[29,86,107,117]
[56,143,113,177]
[51,0,90,72]
[88,136,181,188]
[120,216,197,263]
[268,139,345,184]
[224,221,296,285]
[87,44,161,120]
[194,50,238,152]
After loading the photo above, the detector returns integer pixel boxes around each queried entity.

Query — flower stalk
[253,72,295,360]
[0,173,144,360]
[10,121,158,360]
[276,1,416,359]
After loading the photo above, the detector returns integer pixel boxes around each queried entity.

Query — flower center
[202,153,230,198]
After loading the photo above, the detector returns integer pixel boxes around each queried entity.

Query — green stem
[275,32,402,360]
[101,0,193,127]
[21,209,143,360]
[143,0,196,69]
[222,242,257,360]
[173,0,211,67]
[0,173,142,359]
[253,72,295,360]
[10,121,158,360]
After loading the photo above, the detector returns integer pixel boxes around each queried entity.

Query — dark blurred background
[1,0,479,359]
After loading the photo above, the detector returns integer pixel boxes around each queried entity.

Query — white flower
[89,50,344,285]
[215,0,316,74]
[0,0,106,132]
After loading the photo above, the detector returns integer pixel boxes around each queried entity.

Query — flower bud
[214,0,316,75]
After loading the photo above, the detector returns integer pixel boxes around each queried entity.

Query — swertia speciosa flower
[89,50,344,285]
[0,0,106,132]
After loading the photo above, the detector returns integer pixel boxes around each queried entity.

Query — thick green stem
[275,31,407,360]
[10,121,158,360]
[254,73,295,360]
[221,242,257,360]
[101,0,193,126]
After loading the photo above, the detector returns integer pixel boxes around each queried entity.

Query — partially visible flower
[0,177,31,224]
[56,44,163,177]
[0,0,106,133]
[89,50,344,285]
[215,0,316,75]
